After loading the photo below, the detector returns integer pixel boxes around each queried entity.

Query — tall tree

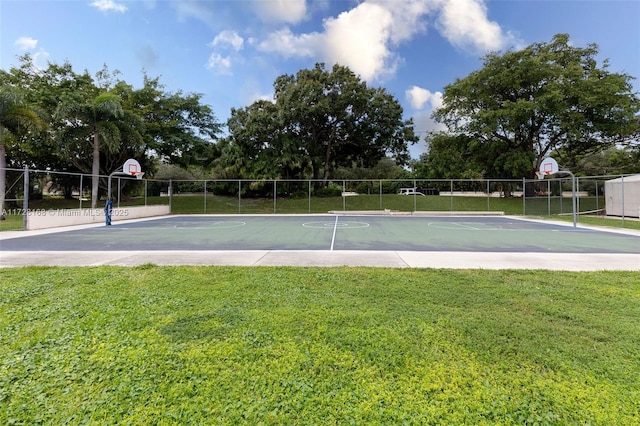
[132,75,222,169]
[433,34,639,178]
[0,86,47,218]
[220,63,416,183]
[222,100,309,179]
[413,133,486,179]
[0,55,67,171]
[56,92,123,208]
[2,56,223,204]
[1,56,107,187]
[274,63,417,183]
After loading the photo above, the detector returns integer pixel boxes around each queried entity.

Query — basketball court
[1,214,639,270]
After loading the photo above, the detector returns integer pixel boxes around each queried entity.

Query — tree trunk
[322,140,332,185]
[91,130,100,209]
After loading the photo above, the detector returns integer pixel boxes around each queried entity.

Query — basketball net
[130,171,145,180]
[535,171,549,180]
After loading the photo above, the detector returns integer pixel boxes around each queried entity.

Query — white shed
[605,174,640,218]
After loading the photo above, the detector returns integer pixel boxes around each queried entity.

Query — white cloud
[256,0,307,24]
[15,37,38,51]
[369,0,437,44]
[436,0,516,52]
[258,2,403,81]
[206,53,233,75]
[249,92,275,104]
[258,27,318,59]
[321,2,396,81]
[206,31,245,75]
[406,84,445,157]
[406,86,443,111]
[90,0,128,13]
[256,0,516,82]
[14,36,49,69]
[211,30,244,51]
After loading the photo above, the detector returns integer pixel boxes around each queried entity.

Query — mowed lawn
[1,267,639,425]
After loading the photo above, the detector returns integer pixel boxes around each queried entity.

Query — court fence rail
[1,166,638,230]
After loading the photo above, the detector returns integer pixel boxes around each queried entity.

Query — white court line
[447,222,481,230]
[330,215,339,251]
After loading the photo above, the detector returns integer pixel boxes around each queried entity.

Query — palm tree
[56,92,123,208]
[0,86,46,219]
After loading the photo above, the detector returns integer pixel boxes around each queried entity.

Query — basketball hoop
[107,159,145,203]
[535,171,549,180]
[536,157,559,180]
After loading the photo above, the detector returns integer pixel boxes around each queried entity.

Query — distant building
[605,174,640,218]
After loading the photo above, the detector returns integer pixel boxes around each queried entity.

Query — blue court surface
[1,215,639,270]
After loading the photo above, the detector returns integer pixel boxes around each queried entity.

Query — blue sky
[1,0,639,159]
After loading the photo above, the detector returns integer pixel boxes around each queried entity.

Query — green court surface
[1,215,639,269]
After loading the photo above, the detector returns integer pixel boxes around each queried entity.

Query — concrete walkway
[2,249,639,270]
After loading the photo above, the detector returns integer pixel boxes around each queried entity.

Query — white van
[398,188,425,196]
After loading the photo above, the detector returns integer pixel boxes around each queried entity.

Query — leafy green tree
[56,91,123,208]
[1,56,110,199]
[412,133,485,179]
[0,56,69,171]
[433,34,639,179]
[0,86,47,218]
[2,56,222,203]
[221,100,309,179]
[132,75,222,169]
[275,63,417,183]
[555,144,640,176]
[220,63,417,184]
[336,157,409,180]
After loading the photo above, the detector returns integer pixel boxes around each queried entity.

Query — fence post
[342,180,346,211]
[486,179,490,212]
[79,174,83,209]
[169,179,173,213]
[274,180,277,214]
[522,178,526,215]
[576,177,580,215]
[450,180,453,211]
[621,175,625,227]
[547,180,551,216]
[569,172,577,227]
[559,178,563,214]
[23,166,29,230]
[204,180,207,214]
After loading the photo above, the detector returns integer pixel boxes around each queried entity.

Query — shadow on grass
[160,307,245,343]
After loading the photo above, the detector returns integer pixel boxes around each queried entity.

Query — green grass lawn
[1,267,639,424]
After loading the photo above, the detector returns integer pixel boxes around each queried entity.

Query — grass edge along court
[1,266,639,425]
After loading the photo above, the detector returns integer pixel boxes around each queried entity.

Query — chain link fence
[2,167,638,230]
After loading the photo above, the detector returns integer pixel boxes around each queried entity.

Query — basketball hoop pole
[538,157,575,228]
[107,169,126,201]
[548,169,576,228]
[107,159,144,201]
